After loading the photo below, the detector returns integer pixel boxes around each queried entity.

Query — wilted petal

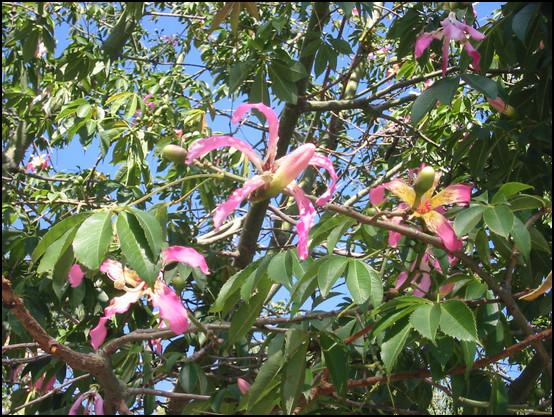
[237,378,251,394]
[452,18,486,41]
[162,246,210,275]
[232,103,280,165]
[286,182,317,261]
[185,136,264,172]
[308,153,338,206]
[69,264,85,288]
[430,183,472,208]
[414,273,431,297]
[213,176,267,230]
[439,283,456,297]
[151,283,188,334]
[422,210,463,252]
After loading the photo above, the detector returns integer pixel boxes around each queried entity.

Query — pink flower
[486,97,517,117]
[370,165,472,252]
[29,375,56,395]
[184,103,338,260]
[89,246,209,350]
[26,154,50,173]
[393,247,456,297]
[69,390,104,415]
[237,378,251,394]
[69,264,85,288]
[415,12,485,76]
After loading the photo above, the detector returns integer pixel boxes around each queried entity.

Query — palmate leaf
[410,303,441,343]
[439,300,478,341]
[381,317,412,374]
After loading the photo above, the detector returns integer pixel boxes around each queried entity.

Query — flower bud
[413,166,436,196]
[162,144,188,164]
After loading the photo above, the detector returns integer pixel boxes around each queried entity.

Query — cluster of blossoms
[415,11,485,76]
[70,246,209,350]
[164,102,338,260]
[26,153,50,173]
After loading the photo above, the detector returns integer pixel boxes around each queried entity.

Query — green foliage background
[2,2,552,415]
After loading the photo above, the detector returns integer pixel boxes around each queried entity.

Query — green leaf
[511,217,531,261]
[317,256,348,298]
[130,208,163,257]
[512,3,539,42]
[454,206,484,237]
[381,317,412,374]
[281,329,309,415]
[268,251,293,290]
[326,219,355,254]
[488,375,509,414]
[346,259,373,305]
[468,137,493,178]
[320,332,349,397]
[240,254,274,301]
[73,211,113,270]
[229,60,255,94]
[439,300,478,341]
[268,63,298,104]
[226,276,272,347]
[179,362,208,394]
[484,205,514,238]
[475,228,491,266]
[411,77,459,125]
[492,182,533,203]
[211,261,259,313]
[461,74,499,99]
[410,303,441,343]
[246,350,285,411]
[105,91,134,105]
[31,212,92,265]
[249,66,270,105]
[37,227,79,274]
[116,211,158,288]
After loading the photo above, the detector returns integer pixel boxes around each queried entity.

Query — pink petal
[442,17,465,42]
[308,153,338,206]
[430,183,472,208]
[69,393,87,415]
[237,378,251,394]
[462,41,481,72]
[441,32,451,76]
[452,18,486,41]
[69,264,85,287]
[99,259,125,283]
[271,144,315,195]
[93,393,104,415]
[90,317,109,351]
[185,136,264,172]
[422,210,463,252]
[369,184,387,205]
[151,282,188,334]
[285,182,317,261]
[162,246,210,275]
[232,103,280,165]
[415,32,438,58]
[213,176,267,230]
[413,273,431,297]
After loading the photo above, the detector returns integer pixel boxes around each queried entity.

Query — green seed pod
[413,166,436,196]
[162,144,188,164]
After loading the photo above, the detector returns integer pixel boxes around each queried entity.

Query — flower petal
[69,264,85,288]
[93,393,104,415]
[285,182,317,261]
[90,317,109,351]
[213,176,267,230]
[415,32,440,58]
[232,103,280,165]
[429,183,472,208]
[370,184,387,205]
[99,259,125,283]
[421,210,463,252]
[237,378,251,394]
[185,135,264,172]
[151,282,188,334]
[462,40,482,72]
[308,153,338,206]
[452,18,486,41]
[271,144,315,195]
[69,393,87,415]
[386,179,416,206]
[162,246,210,275]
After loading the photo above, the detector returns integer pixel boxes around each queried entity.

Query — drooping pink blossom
[415,11,485,76]
[69,390,104,415]
[182,103,338,260]
[370,165,472,252]
[89,246,209,350]
[486,97,517,117]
